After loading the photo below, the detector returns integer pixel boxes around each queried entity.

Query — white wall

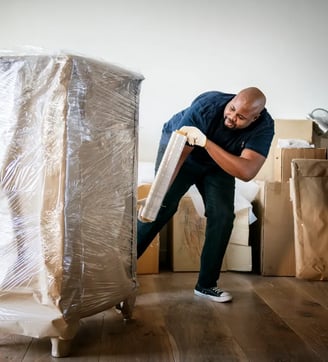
[1,0,327,161]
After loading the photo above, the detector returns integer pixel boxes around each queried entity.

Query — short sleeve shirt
[160,91,274,167]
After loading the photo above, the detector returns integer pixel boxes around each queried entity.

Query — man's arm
[204,139,266,181]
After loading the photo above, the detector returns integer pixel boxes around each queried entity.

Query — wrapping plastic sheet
[138,162,259,224]
[290,159,328,280]
[0,51,143,339]
[140,131,187,222]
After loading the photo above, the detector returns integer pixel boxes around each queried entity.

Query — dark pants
[137,145,235,288]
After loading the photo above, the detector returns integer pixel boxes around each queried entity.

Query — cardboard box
[171,195,207,272]
[225,244,252,272]
[255,181,296,276]
[274,148,326,182]
[290,159,328,280]
[136,184,160,274]
[170,195,249,272]
[137,236,160,274]
[252,146,326,276]
[256,119,313,181]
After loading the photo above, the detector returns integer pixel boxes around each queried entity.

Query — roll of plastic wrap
[140,130,187,222]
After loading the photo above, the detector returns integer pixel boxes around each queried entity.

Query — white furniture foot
[50,337,72,358]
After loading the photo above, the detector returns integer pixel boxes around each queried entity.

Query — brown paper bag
[290,159,328,280]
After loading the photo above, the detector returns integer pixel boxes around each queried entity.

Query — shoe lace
[211,286,223,294]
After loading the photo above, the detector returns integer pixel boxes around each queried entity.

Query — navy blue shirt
[160,91,274,167]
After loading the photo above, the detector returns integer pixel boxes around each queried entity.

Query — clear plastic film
[140,131,187,222]
[0,50,143,339]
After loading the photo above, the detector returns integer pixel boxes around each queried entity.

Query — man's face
[223,96,260,130]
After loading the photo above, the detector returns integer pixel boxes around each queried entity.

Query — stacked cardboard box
[253,181,295,276]
[274,147,327,182]
[256,119,314,181]
[253,119,327,276]
[136,184,160,274]
[170,194,252,272]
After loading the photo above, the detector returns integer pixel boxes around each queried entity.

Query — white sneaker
[194,285,232,303]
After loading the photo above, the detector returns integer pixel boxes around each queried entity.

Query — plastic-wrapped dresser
[0,51,143,357]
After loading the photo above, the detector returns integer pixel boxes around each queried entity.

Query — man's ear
[253,114,260,122]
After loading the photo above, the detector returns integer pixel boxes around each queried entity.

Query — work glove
[179,126,207,147]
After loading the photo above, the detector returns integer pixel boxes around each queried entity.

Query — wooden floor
[1,271,328,361]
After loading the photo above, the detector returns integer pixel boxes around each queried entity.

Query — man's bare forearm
[204,139,265,181]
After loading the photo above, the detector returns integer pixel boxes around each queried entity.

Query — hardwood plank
[62,312,104,361]
[21,338,53,362]
[287,278,328,309]
[1,272,328,361]
[99,275,175,361]
[248,274,328,359]
[211,272,322,361]
[98,272,248,361]
[0,333,31,362]
[153,272,248,362]
[19,311,104,360]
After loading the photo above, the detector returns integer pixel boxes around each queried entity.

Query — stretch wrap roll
[140,131,187,222]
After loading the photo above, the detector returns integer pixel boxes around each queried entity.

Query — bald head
[236,87,266,114]
[223,87,267,129]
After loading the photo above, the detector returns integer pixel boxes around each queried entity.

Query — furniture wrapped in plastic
[290,158,328,280]
[0,51,143,356]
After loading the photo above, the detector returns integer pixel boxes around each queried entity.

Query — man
[137,87,274,303]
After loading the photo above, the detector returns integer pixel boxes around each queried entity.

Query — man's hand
[179,126,207,147]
